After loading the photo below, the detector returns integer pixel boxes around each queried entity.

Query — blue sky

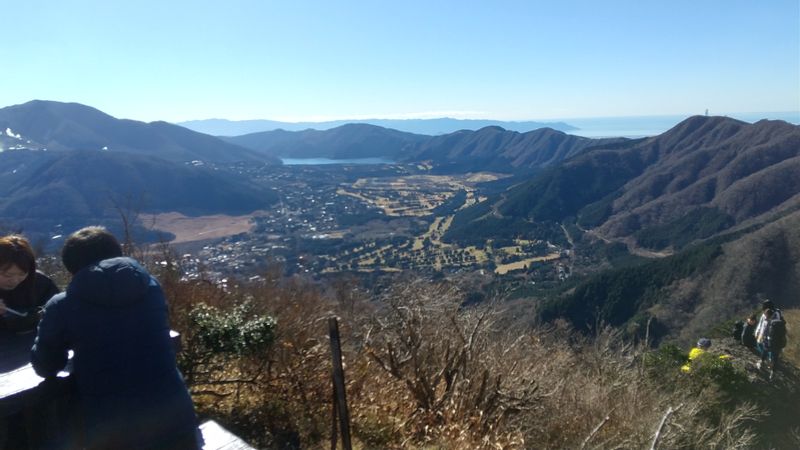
[2,1,798,122]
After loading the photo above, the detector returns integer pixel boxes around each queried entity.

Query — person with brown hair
[0,235,60,450]
[0,234,59,334]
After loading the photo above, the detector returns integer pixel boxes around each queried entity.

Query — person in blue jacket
[31,226,200,450]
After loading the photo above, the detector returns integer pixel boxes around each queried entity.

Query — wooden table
[0,331,72,418]
[1,332,254,449]
[199,420,256,450]
[1,330,181,416]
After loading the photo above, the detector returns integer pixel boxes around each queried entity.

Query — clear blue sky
[2,0,798,122]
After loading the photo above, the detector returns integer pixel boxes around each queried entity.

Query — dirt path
[560,224,574,247]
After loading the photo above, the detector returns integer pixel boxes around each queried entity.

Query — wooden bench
[200,420,256,450]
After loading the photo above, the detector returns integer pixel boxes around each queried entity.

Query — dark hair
[748,314,757,321]
[0,234,37,291]
[762,299,775,311]
[61,226,123,274]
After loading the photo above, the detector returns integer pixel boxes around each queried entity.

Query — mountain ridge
[444,116,800,249]
[0,149,278,245]
[0,100,280,164]
[224,122,629,172]
[404,126,629,172]
[221,123,428,160]
[179,117,578,136]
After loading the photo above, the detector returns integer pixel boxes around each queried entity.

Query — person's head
[762,299,775,311]
[0,235,37,291]
[747,314,757,325]
[61,226,123,275]
[697,338,712,349]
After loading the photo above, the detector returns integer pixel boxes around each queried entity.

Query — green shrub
[643,343,687,376]
[189,301,276,356]
[689,353,750,395]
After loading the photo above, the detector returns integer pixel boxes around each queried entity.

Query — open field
[495,253,562,275]
[140,212,259,244]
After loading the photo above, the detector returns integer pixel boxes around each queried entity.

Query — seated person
[681,338,713,373]
[0,234,59,335]
[741,314,758,351]
[0,235,59,449]
[32,226,200,450]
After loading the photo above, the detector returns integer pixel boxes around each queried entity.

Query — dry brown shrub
[361,280,540,449]
[158,269,768,449]
[517,326,765,450]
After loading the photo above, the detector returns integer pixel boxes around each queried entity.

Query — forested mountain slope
[221,123,428,159]
[0,100,278,163]
[404,125,627,172]
[0,150,277,240]
[539,208,800,344]
[445,116,800,250]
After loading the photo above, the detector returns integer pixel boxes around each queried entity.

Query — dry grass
[139,211,259,244]
[154,270,782,449]
[781,309,800,368]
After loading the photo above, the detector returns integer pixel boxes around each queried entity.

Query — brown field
[494,253,562,275]
[140,212,260,244]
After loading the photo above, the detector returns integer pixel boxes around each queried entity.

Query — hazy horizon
[178,111,800,124]
[172,110,800,139]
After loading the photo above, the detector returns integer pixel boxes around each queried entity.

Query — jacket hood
[67,257,152,308]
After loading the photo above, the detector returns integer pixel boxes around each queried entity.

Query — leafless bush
[653,400,765,450]
[362,280,539,447]
[158,270,772,449]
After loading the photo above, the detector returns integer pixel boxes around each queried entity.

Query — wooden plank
[200,420,255,450]
[328,317,352,450]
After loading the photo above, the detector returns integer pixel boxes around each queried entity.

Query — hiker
[31,226,200,450]
[758,299,784,323]
[740,314,758,352]
[0,234,59,334]
[681,338,713,373]
[755,300,787,377]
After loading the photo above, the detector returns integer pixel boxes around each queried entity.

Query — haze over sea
[565,112,800,138]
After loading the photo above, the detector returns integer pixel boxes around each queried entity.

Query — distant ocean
[565,112,800,138]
